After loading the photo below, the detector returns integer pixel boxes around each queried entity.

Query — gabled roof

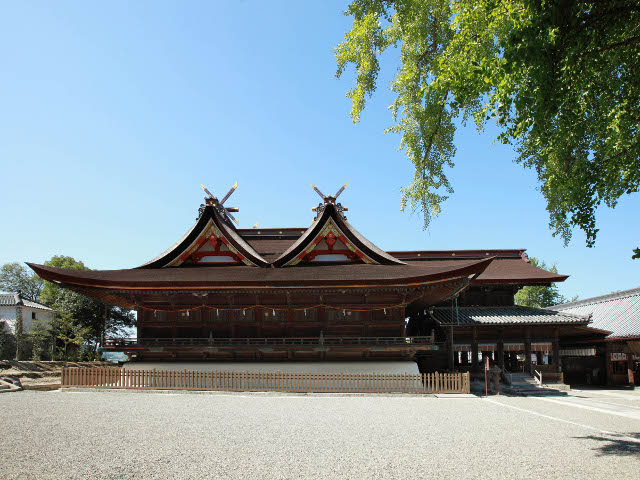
[549,287,640,339]
[0,293,52,311]
[139,201,269,268]
[272,203,405,267]
[431,306,589,326]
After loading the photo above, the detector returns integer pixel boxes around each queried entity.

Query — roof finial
[310,182,349,219]
[199,183,240,225]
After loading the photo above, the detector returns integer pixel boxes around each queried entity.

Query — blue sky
[1,1,638,301]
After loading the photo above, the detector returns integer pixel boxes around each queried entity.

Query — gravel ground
[2,390,640,480]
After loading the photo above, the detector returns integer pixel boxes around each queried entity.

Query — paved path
[532,395,640,421]
[2,390,640,479]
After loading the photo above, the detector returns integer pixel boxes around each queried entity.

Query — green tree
[514,258,574,308]
[0,263,44,301]
[29,319,51,361]
[53,312,91,361]
[39,256,135,348]
[0,317,17,360]
[336,1,640,254]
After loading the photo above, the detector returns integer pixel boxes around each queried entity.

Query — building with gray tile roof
[0,292,53,337]
[549,287,640,339]
[0,293,52,311]
[431,306,590,326]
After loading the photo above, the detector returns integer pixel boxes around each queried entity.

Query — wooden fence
[61,367,470,394]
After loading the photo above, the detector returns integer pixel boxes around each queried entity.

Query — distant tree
[514,258,575,308]
[336,1,640,256]
[39,256,135,349]
[0,263,44,301]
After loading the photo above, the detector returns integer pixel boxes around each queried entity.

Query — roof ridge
[432,304,588,319]
[552,286,640,310]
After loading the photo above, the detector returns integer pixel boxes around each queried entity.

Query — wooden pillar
[627,353,635,385]
[553,328,560,373]
[481,351,489,368]
[447,327,454,371]
[524,328,532,374]
[319,306,327,335]
[605,342,614,385]
[497,337,505,370]
[471,327,479,372]
[461,349,469,366]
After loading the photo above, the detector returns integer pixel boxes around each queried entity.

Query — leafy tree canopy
[336,0,640,254]
[38,256,90,307]
[0,262,44,301]
[39,256,135,344]
[514,257,574,308]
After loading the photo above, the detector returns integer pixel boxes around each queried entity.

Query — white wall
[0,306,17,333]
[21,307,53,333]
[0,306,53,334]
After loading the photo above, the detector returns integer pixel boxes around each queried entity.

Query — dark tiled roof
[28,257,493,290]
[390,249,527,260]
[0,293,52,311]
[245,239,299,262]
[549,287,640,339]
[238,228,307,239]
[431,306,589,326]
[406,258,568,285]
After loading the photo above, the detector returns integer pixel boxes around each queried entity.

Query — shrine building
[28,183,621,382]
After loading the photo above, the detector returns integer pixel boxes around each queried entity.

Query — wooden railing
[61,367,470,394]
[103,336,436,348]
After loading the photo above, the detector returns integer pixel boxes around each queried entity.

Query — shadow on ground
[577,433,640,457]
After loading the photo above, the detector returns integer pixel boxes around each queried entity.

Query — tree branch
[598,34,640,53]
[421,90,450,174]
[417,12,439,63]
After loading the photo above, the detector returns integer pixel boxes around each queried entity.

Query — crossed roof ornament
[311,182,348,220]
[200,182,239,225]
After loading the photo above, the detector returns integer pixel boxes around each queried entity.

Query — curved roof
[139,203,269,268]
[27,257,493,290]
[272,203,405,267]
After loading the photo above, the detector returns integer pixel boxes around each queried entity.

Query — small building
[550,288,640,386]
[0,292,53,335]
